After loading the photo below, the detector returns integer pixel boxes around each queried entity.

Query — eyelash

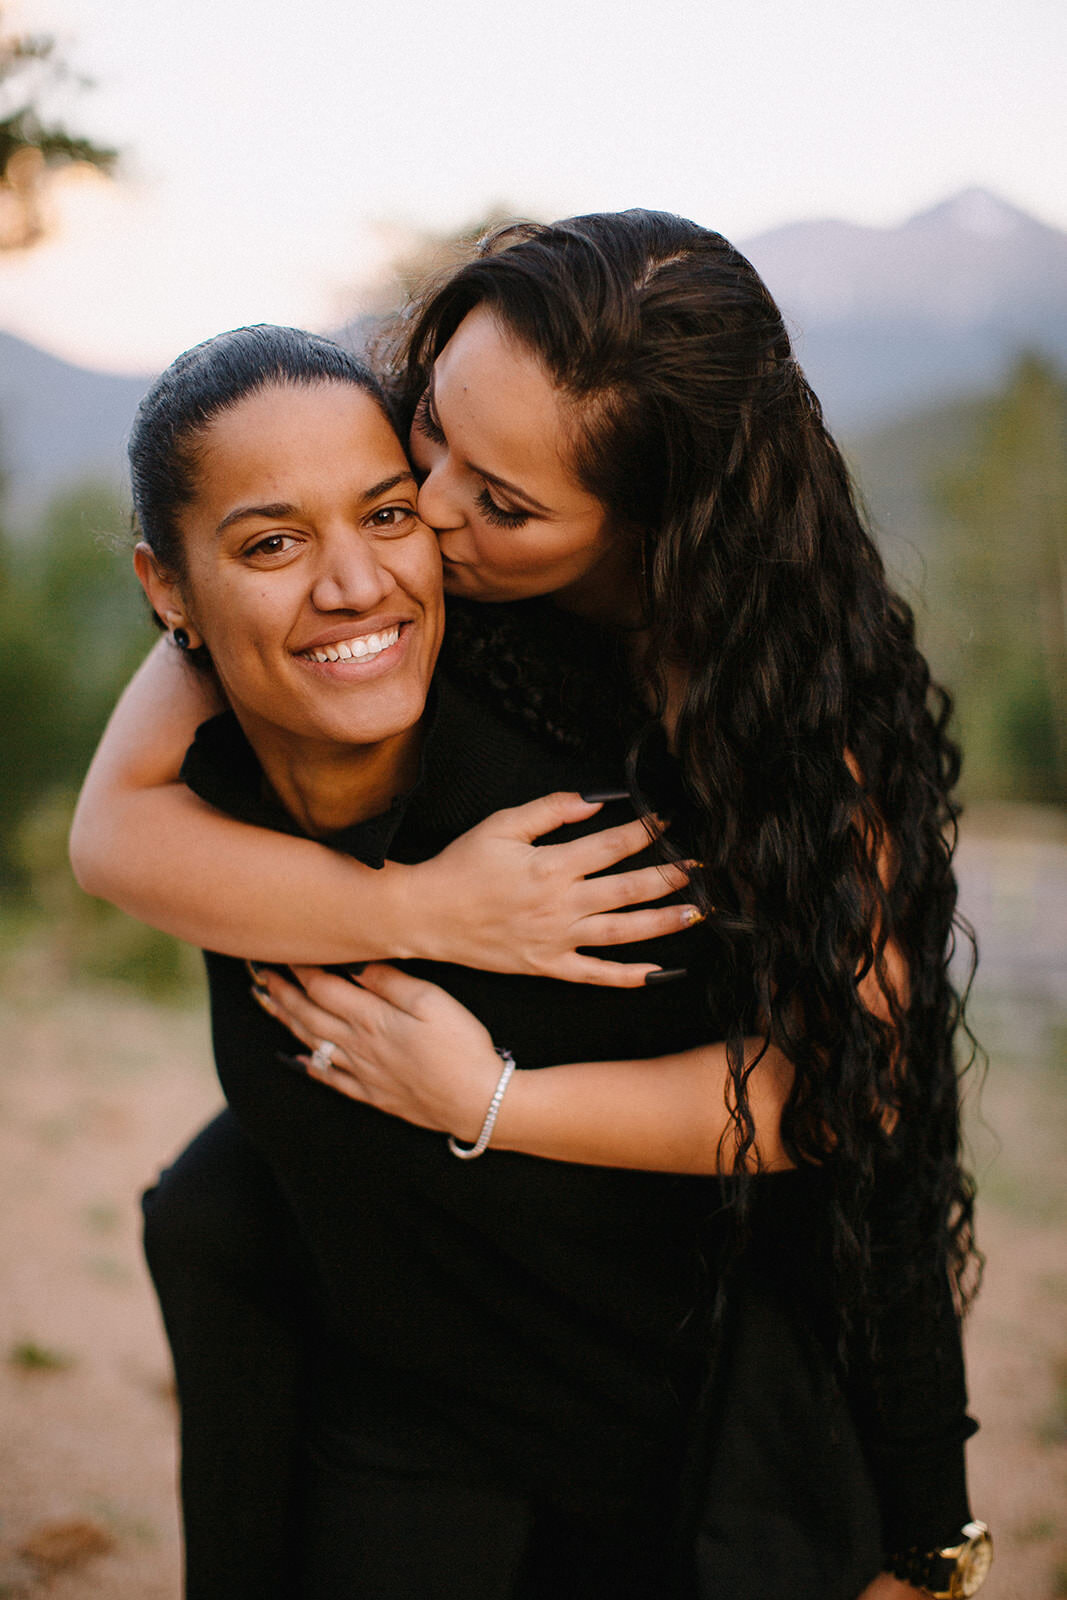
[474,488,530,529]
[413,391,446,446]
[246,533,297,559]
[415,391,530,530]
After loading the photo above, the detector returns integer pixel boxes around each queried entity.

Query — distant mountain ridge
[0,332,149,530]
[742,188,1067,429]
[1,188,1064,529]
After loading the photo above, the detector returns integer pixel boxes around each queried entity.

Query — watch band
[888,1521,993,1598]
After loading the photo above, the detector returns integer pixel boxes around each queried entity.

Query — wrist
[377,861,426,963]
[447,1048,517,1159]
[886,1521,993,1598]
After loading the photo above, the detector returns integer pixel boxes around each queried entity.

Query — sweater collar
[179,681,442,868]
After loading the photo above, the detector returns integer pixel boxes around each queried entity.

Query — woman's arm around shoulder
[69,642,700,983]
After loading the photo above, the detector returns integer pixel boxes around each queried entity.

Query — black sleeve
[840,1162,977,1556]
[749,1166,976,1556]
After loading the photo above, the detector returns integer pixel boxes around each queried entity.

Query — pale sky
[1,0,1064,373]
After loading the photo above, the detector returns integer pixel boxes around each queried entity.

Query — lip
[293,620,417,682]
[293,616,415,656]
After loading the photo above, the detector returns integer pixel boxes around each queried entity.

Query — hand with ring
[309,1040,338,1073]
[250,963,504,1147]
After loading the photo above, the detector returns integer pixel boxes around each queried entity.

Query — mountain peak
[907,187,1036,238]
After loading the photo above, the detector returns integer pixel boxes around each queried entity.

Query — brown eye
[366,505,416,533]
[246,532,299,558]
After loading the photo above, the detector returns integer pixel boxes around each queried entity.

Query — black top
[181,597,975,1564]
[184,671,734,1529]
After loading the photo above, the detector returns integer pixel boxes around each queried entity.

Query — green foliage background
[0,480,199,993]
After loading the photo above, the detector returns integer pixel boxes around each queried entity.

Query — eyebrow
[427,374,553,517]
[215,472,417,535]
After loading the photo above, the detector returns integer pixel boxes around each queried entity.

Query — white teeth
[303,626,400,665]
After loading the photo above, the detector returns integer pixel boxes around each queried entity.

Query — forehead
[433,307,579,488]
[192,382,406,512]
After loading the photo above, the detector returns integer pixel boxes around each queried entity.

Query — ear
[133,542,204,649]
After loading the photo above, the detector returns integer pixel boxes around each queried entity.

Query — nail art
[579,787,632,803]
[644,967,689,986]
[680,907,705,927]
[251,985,278,1011]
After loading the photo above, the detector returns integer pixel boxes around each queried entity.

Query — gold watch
[891,1521,993,1597]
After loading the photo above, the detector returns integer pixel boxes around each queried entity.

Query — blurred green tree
[0,482,151,887]
[933,354,1067,802]
[0,480,193,993]
[0,3,117,249]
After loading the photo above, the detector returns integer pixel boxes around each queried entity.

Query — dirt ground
[0,869,1065,1598]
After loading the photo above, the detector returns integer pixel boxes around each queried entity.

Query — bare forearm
[490,1040,793,1174]
[73,780,421,961]
[69,640,422,961]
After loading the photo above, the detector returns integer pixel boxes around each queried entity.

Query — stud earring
[172,627,190,650]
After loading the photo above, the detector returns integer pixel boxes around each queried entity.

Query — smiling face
[136,381,443,796]
[409,306,637,617]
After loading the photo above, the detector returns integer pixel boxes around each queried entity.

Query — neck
[549,543,643,630]
[242,721,423,837]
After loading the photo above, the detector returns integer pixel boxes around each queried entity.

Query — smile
[299,627,401,664]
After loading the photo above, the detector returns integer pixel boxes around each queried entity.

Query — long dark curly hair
[384,209,980,1341]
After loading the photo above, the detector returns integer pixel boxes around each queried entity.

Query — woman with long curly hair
[71,212,987,1599]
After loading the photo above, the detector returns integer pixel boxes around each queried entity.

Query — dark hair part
[391,211,980,1344]
[129,323,385,582]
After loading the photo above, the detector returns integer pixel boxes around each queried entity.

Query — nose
[308,530,398,614]
[415,457,465,533]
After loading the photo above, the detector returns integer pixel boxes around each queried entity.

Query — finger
[576,904,705,949]
[548,814,665,876]
[253,984,319,1053]
[577,860,692,914]
[297,1055,367,1103]
[288,966,382,1020]
[259,971,366,1049]
[554,955,667,989]
[488,791,614,845]
[348,962,454,1018]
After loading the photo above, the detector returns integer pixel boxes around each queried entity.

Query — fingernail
[680,906,705,927]
[579,787,631,803]
[684,860,706,871]
[252,986,278,1012]
[644,967,689,986]
[246,959,269,982]
[275,1051,308,1076]
[344,963,367,979]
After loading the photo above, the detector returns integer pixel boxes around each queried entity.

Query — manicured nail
[275,1051,308,1076]
[252,985,278,1012]
[644,967,688,985]
[684,860,706,871]
[246,959,269,982]
[344,963,367,979]
[680,906,705,927]
[579,788,631,803]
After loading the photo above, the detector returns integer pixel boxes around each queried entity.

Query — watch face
[959,1532,994,1596]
